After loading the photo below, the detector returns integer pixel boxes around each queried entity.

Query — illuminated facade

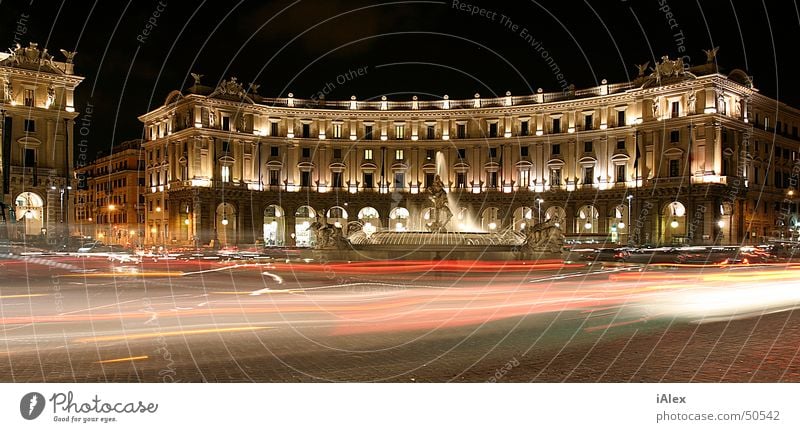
[139,53,800,248]
[73,139,146,245]
[0,43,82,242]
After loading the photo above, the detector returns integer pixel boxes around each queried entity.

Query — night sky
[2,0,799,159]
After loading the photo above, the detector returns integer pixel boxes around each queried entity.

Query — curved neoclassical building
[139,53,800,248]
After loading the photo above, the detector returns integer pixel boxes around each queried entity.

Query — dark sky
[2,0,799,159]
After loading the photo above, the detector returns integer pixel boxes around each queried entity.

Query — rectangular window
[395,125,405,139]
[584,114,593,130]
[426,125,435,139]
[332,172,343,188]
[365,125,373,140]
[24,148,35,168]
[487,172,498,188]
[552,144,561,155]
[784,148,790,159]
[395,149,404,160]
[520,146,529,157]
[333,123,342,139]
[221,116,230,131]
[552,118,561,134]
[364,148,373,160]
[270,122,279,136]
[457,148,466,159]
[23,119,35,133]
[363,172,374,189]
[519,169,530,188]
[617,110,626,126]
[270,146,279,157]
[669,159,680,177]
[333,148,342,159]
[489,147,498,158]
[488,123,498,138]
[302,147,311,158]
[584,141,593,153]
[302,123,310,138]
[616,165,626,183]
[520,120,529,136]
[670,130,680,143]
[457,124,466,139]
[616,139,625,150]
[221,165,230,183]
[394,172,405,190]
[456,173,467,188]
[426,149,435,160]
[269,170,280,186]
[583,166,594,184]
[301,171,311,187]
[221,141,230,153]
[24,89,34,107]
[671,101,680,118]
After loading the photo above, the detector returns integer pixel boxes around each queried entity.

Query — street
[1,255,799,382]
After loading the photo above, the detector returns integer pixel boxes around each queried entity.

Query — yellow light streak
[75,326,272,343]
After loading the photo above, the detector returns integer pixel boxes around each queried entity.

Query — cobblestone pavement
[1,257,799,382]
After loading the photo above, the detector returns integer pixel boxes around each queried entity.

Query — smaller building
[73,139,145,246]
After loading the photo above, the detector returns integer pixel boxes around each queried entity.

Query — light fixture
[584,222,592,230]
[25,210,34,219]
[108,204,116,211]
[717,220,725,228]
[221,218,229,226]
[184,218,190,225]
[155,206,162,212]
[618,222,626,229]
[670,219,679,229]
[488,222,497,230]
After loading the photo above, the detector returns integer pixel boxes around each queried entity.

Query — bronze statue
[425,174,453,232]
[520,219,564,253]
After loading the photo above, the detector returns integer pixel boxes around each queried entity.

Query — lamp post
[107,204,116,244]
[626,194,633,246]
[535,197,544,224]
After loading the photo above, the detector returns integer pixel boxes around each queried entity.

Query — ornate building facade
[139,52,800,248]
[73,139,146,245]
[0,43,82,242]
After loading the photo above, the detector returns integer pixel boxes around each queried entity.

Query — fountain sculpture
[304,151,564,259]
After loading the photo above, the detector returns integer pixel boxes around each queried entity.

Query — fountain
[306,151,564,260]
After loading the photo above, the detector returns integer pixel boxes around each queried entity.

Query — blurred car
[76,242,131,255]
[583,248,630,262]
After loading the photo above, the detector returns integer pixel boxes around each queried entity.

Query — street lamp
[535,197,544,224]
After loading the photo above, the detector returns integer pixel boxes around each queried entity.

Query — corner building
[1,43,82,242]
[139,55,800,248]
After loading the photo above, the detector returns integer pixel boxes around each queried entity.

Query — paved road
[0,255,799,382]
